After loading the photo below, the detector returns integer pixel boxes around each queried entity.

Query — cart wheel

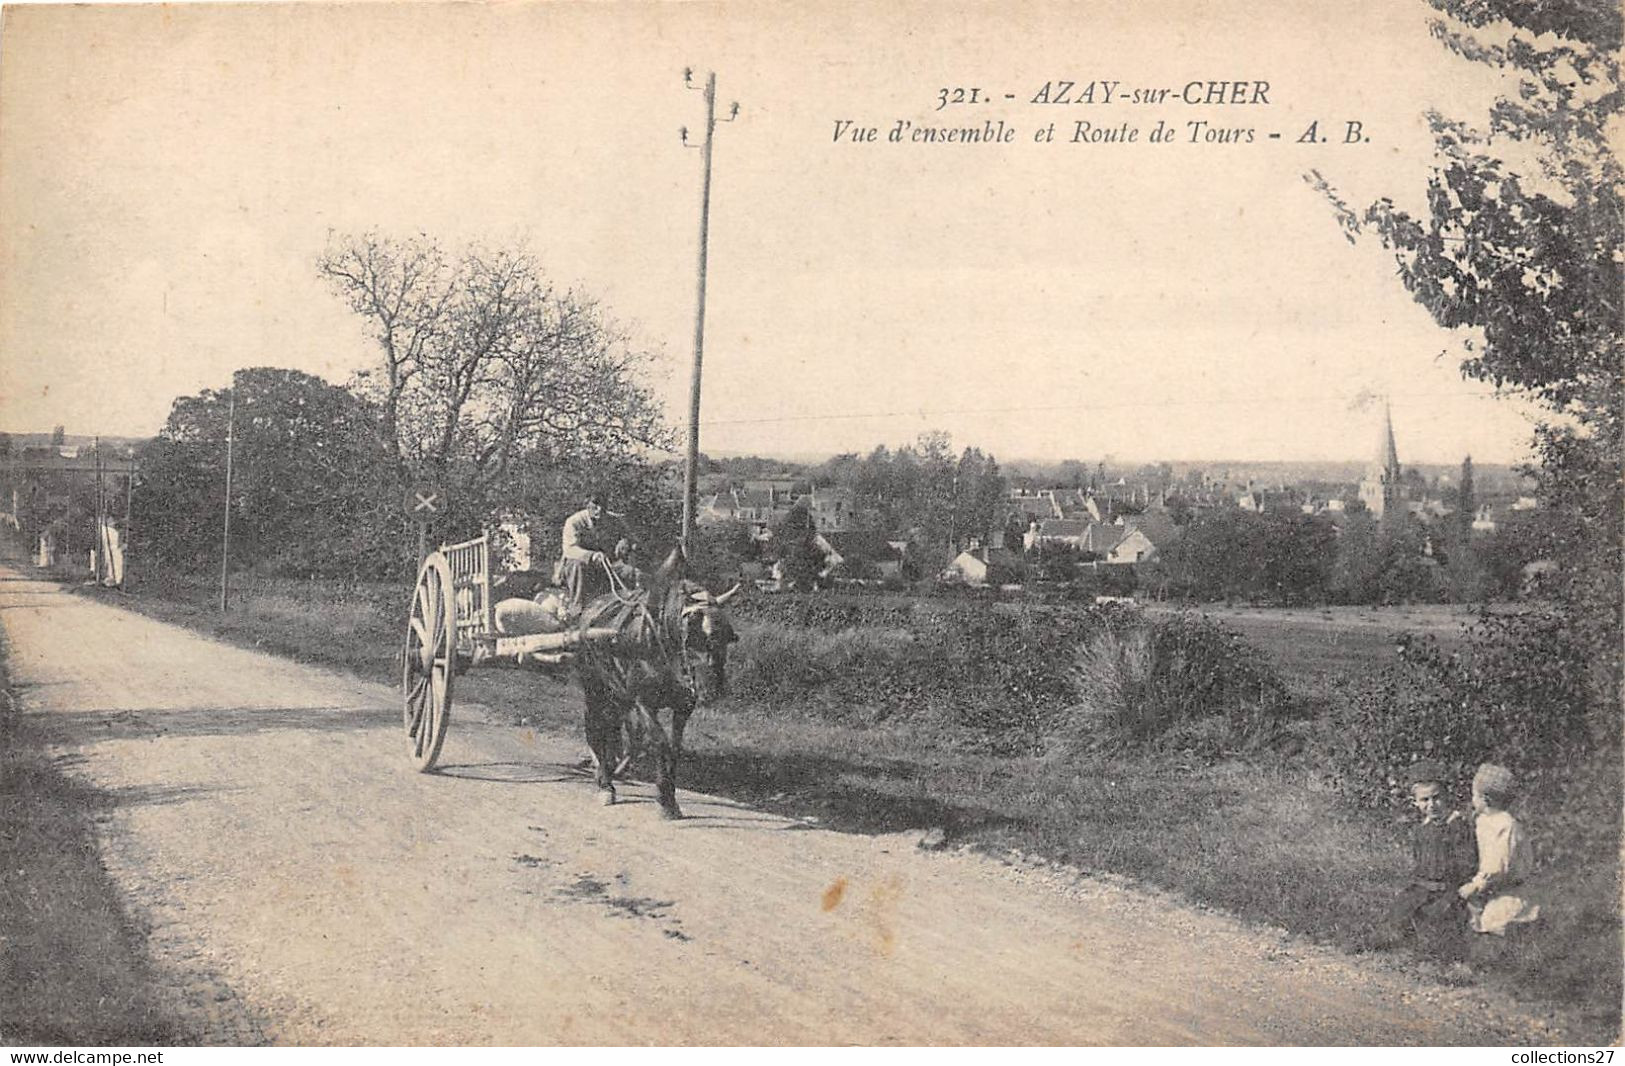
[403,552,456,772]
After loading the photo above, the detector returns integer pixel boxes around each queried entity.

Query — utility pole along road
[2,567,1566,1045]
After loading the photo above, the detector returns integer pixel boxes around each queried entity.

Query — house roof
[1032,518,1120,551]
[1119,512,1176,548]
[1110,527,1155,550]
[1012,495,1060,519]
[735,488,776,511]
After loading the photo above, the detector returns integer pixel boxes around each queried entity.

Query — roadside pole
[122,453,134,591]
[93,437,104,586]
[220,395,234,612]
[679,69,739,552]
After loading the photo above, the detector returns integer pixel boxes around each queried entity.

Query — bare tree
[317,233,456,475]
[319,233,672,519]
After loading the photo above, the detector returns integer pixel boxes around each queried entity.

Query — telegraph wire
[697,388,1531,429]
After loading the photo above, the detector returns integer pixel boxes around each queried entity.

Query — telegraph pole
[92,436,104,585]
[123,451,134,591]
[679,69,739,551]
[220,394,235,612]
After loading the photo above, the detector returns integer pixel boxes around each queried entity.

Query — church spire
[1377,400,1400,478]
[1358,399,1402,519]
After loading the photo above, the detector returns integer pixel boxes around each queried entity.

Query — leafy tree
[1161,509,1261,602]
[1056,459,1090,490]
[1331,513,1442,605]
[908,430,957,551]
[687,519,758,586]
[135,368,402,577]
[952,446,1007,550]
[1313,0,1621,742]
[1454,455,1477,544]
[1165,508,1339,604]
[810,452,861,489]
[1440,455,1490,601]
[1030,541,1079,584]
[853,445,893,502]
[770,501,828,591]
[1473,508,1551,598]
[49,425,64,446]
[1003,511,1031,555]
[1254,512,1339,605]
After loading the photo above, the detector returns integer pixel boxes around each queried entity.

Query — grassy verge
[77,572,404,684]
[65,571,1621,1038]
[0,627,197,1045]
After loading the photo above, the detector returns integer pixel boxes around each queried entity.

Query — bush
[726,623,917,721]
[1054,612,1295,753]
[726,596,1297,757]
[1322,609,1606,810]
[727,595,1110,740]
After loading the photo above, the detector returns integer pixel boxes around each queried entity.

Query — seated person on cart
[494,494,637,637]
[558,494,617,610]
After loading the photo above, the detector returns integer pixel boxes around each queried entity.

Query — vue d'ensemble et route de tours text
[832,78,1368,149]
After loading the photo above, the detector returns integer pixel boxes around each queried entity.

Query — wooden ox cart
[402,532,618,771]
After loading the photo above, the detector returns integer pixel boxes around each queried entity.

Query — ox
[573,548,738,819]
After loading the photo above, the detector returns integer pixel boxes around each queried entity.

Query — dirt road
[2,567,1574,1045]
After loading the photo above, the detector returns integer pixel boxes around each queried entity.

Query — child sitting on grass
[1383,759,1474,957]
[1458,763,1540,953]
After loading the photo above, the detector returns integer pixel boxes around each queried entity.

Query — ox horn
[714,583,741,605]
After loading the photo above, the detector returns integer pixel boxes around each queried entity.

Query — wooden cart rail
[442,533,495,660]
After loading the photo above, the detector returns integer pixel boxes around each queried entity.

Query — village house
[942,543,1022,587]
[1024,512,1165,567]
[735,487,789,538]
[695,492,740,526]
[808,486,856,533]
[1105,527,1156,564]
[1023,517,1118,556]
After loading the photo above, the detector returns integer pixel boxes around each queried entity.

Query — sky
[0,0,1550,465]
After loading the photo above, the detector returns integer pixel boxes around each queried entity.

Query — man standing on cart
[558,493,615,611]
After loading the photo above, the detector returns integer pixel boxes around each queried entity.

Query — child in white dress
[1458,763,1540,939]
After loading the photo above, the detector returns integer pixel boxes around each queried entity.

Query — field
[1150,602,1477,696]
[45,568,1623,1036]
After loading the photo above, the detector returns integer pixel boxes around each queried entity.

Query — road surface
[1,567,1576,1045]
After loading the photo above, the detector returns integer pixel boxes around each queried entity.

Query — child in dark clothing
[1383,759,1475,957]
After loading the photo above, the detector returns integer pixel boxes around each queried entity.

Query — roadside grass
[77,573,403,684]
[0,630,197,1045]
[59,570,1621,1037]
